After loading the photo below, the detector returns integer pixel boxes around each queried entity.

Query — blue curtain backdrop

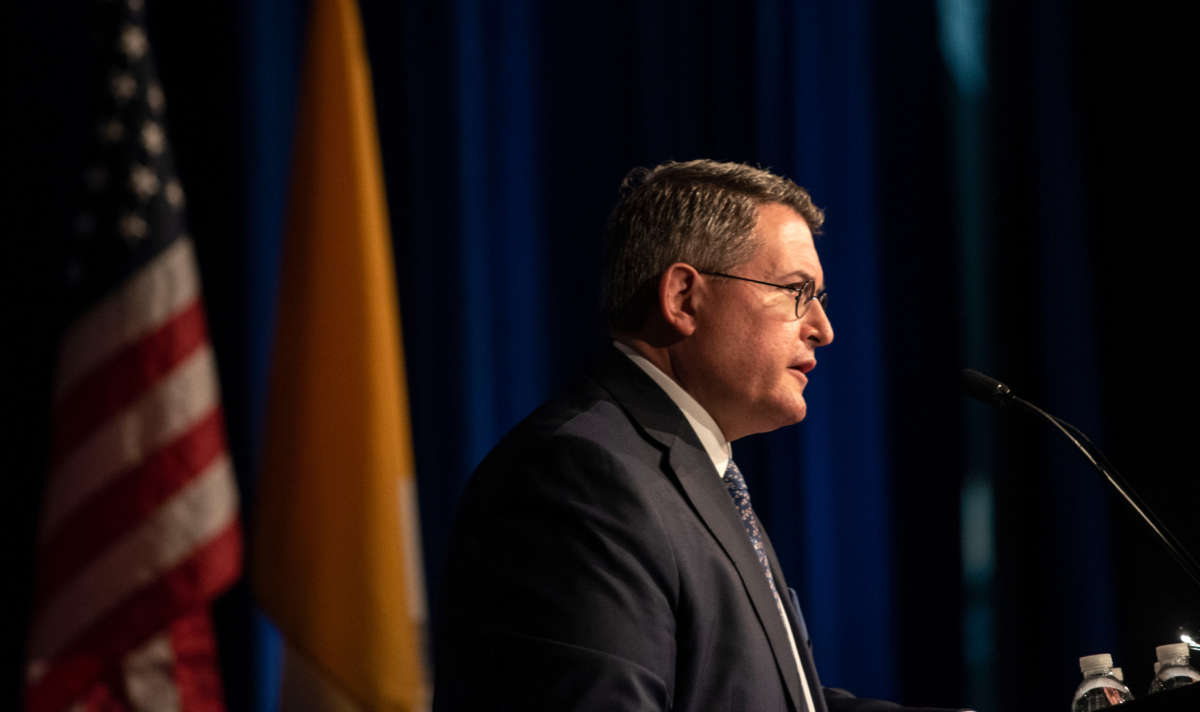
[382,0,902,700]
[6,2,1198,711]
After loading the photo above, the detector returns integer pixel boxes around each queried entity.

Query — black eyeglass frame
[699,270,828,319]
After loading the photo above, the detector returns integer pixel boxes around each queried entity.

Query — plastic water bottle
[1147,643,1200,694]
[1072,653,1134,711]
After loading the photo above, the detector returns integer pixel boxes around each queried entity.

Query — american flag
[25,1,242,710]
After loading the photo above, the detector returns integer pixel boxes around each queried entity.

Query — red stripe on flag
[50,299,207,465]
[34,407,228,603]
[70,666,134,712]
[25,522,242,712]
[170,610,228,712]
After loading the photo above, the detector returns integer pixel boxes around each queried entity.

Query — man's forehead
[748,208,823,280]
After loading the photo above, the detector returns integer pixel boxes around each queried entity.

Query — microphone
[960,369,1012,407]
[960,368,1200,594]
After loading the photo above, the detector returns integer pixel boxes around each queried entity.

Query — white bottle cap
[1112,667,1124,681]
[1080,653,1113,675]
[1156,643,1189,663]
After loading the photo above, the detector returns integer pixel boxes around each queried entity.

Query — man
[434,160,965,711]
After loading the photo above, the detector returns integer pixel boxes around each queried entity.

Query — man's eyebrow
[778,269,820,287]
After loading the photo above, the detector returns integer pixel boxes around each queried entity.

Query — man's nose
[804,300,833,346]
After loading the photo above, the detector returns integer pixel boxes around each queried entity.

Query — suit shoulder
[473,378,660,486]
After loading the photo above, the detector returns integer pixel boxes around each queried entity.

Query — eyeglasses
[700,271,828,320]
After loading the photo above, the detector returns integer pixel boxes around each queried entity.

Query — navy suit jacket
[434,348,961,712]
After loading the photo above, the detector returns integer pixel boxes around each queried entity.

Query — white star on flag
[119,24,148,59]
[118,212,148,242]
[130,165,159,199]
[165,180,185,208]
[146,83,165,112]
[141,122,165,155]
[111,72,137,101]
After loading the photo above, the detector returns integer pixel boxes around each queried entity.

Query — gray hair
[602,159,823,331]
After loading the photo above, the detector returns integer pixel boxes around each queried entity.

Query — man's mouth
[788,362,813,386]
[791,360,816,374]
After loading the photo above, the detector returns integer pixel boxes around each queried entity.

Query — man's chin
[764,399,808,430]
[782,392,808,423]
[729,397,808,439]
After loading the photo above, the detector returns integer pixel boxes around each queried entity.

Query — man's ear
[658,262,701,336]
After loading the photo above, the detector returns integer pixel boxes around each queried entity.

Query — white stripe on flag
[122,631,181,712]
[29,454,238,661]
[41,345,219,540]
[54,239,200,401]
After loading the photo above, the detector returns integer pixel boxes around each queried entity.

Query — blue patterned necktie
[723,459,816,712]
[722,459,783,602]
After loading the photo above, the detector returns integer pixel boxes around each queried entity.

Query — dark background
[5,2,1198,711]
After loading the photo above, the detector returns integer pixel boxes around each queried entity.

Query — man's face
[673,202,834,441]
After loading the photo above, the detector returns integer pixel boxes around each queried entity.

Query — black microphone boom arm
[960,368,1200,595]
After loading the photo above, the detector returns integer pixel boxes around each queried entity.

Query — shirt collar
[613,341,731,477]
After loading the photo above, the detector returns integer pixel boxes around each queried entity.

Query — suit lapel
[592,348,807,712]
[666,444,808,712]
